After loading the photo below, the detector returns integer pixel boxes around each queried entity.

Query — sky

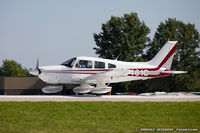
[0,0,200,69]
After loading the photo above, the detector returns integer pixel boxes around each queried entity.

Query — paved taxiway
[0,95,200,102]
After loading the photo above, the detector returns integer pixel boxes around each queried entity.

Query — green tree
[93,12,150,61]
[145,18,200,92]
[0,59,29,77]
[93,12,150,92]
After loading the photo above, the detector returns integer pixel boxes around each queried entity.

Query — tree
[93,12,150,62]
[0,59,30,77]
[93,12,150,92]
[146,18,200,92]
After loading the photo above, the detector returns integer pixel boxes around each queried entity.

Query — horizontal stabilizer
[161,71,187,74]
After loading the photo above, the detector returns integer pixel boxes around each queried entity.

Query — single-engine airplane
[29,41,186,94]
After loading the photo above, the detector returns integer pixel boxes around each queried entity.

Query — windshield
[61,57,76,68]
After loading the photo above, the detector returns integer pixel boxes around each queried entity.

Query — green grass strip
[0,102,200,133]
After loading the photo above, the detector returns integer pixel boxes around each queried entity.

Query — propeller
[29,58,41,76]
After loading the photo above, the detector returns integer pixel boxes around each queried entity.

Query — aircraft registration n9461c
[29,41,186,94]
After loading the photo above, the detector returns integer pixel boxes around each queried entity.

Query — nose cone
[29,69,39,76]
[29,67,41,76]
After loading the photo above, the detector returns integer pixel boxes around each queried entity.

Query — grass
[0,102,200,133]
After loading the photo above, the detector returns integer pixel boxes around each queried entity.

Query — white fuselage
[38,56,170,84]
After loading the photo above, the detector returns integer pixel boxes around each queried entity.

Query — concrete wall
[3,77,46,89]
[0,77,78,95]
[0,77,46,95]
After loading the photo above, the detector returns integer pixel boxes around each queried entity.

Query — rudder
[148,41,178,69]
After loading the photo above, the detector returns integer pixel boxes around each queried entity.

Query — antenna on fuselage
[133,56,139,62]
[115,53,121,60]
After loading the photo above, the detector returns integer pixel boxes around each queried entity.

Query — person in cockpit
[79,60,86,68]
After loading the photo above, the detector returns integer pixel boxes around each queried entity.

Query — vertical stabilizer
[148,41,178,69]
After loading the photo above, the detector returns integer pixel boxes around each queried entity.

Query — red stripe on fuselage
[62,69,110,71]
[44,70,97,74]
[45,69,170,78]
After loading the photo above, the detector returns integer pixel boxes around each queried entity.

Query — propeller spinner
[29,58,41,76]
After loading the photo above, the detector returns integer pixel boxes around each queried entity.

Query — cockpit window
[108,63,116,68]
[76,60,92,68]
[95,61,105,69]
[61,57,76,68]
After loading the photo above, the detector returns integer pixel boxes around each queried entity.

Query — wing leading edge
[72,69,130,84]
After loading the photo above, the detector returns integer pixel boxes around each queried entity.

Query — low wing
[72,69,130,84]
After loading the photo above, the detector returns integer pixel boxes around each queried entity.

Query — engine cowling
[91,86,112,94]
[73,84,93,94]
[42,86,63,93]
